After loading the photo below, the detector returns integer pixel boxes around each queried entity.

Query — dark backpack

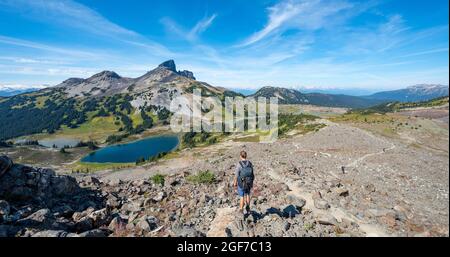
[238,161,254,191]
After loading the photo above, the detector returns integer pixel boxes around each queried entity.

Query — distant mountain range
[0,85,46,97]
[250,86,383,108]
[363,84,449,102]
[249,84,448,108]
[3,81,446,108]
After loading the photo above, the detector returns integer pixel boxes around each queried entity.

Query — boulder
[88,208,111,227]
[0,158,80,204]
[283,221,291,231]
[106,194,121,209]
[335,188,349,197]
[81,176,101,186]
[0,155,13,178]
[19,209,53,224]
[136,216,159,232]
[51,176,79,196]
[121,201,141,213]
[108,216,127,232]
[74,217,94,232]
[171,224,205,237]
[316,214,337,226]
[153,191,167,202]
[52,204,74,218]
[78,229,110,237]
[0,200,10,218]
[31,230,69,237]
[314,199,330,210]
[286,195,306,209]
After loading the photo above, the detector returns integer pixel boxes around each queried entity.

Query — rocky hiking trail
[1,119,448,237]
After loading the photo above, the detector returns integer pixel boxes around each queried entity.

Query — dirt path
[266,166,389,237]
[207,207,237,237]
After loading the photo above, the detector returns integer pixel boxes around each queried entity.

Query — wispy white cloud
[190,14,217,39]
[239,0,354,46]
[0,0,138,38]
[0,35,103,58]
[398,47,449,58]
[0,0,173,57]
[161,14,218,42]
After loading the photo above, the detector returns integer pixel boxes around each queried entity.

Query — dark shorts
[237,186,251,197]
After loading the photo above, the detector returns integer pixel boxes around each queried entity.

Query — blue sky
[0,0,448,92]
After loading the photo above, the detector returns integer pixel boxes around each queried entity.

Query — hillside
[350,96,449,115]
[251,86,384,108]
[0,60,236,141]
[364,84,449,102]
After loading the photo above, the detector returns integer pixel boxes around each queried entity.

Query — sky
[0,0,448,93]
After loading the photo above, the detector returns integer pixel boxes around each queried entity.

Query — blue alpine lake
[81,135,179,163]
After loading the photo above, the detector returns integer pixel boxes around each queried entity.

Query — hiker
[233,150,254,214]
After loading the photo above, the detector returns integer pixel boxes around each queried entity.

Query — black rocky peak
[158,60,177,72]
[178,70,196,80]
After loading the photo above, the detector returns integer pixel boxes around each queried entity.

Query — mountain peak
[407,84,446,89]
[158,60,177,72]
[91,70,121,79]
[62,78,84,84]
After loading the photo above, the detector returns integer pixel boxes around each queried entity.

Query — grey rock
[82,176,101,186]
[17,208,53,226]
[284,221,291,231]
[136,216,159,232]
[153,191,167,202]
[75,217,94,232]
[108,216,127,232]
[316,214,337,226]
[314,199,330,210]
[121,201,141,213]
[335,188,349,197]
[88,208,111,227]
[31,230,69,237]
[286,195,306,209]
[51,176,79,196]
[171,225,204,237]
[106,194,121,209]
[367,209,395,218]
[0,200,10,217]
[53,204,74,218]
[78,229,110,237]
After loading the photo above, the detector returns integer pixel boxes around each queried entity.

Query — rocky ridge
[0,155,362,237]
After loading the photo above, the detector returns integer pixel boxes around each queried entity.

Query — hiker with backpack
[233,150,254,214]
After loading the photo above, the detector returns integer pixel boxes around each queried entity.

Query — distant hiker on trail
[233,150,254,214]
